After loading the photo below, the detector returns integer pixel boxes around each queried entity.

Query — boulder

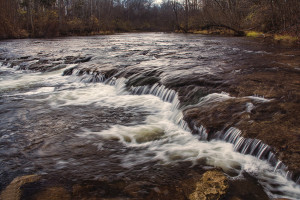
[189,170,228,200]
[0,175,40,200]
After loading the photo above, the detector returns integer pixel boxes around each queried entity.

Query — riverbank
[190,29,299,46]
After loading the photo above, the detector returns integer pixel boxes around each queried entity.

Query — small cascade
[130,83,177,103]
[105,77,117,86]
[218,127,273,161]
[170,109,191,132]
[215,127,298,182]
[70,68,106,83]
[103,76,190,132]
[193,125,208,140]
[128,83,191,132]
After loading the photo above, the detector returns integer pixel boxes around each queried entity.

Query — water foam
[0,62,70,93]
[247,95,272,102]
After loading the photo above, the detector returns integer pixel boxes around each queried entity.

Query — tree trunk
[185,0,189,32]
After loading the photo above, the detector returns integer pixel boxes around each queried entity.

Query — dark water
[0,33,299,199]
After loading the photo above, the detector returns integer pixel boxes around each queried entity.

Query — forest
[0,0,299,39]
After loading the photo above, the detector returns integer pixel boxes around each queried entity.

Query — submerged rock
[134,127,165,143]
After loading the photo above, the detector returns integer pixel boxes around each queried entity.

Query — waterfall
[193,125,208,140]
[212,127,297,182]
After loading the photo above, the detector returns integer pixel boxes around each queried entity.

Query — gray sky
[154,0,163,5]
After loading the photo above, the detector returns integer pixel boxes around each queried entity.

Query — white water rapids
[0,62,299,199]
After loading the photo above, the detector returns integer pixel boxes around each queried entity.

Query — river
[0,33,299,199]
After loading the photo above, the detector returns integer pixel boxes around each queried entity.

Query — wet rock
[123,181,152,198]
[20,56,31,59]
[182,78,300,178]
[74,56,93,63]
[64,56,77,64]
[226,172,269,200]
[164,75,225,89]
[229,197,242,200]
[62,65,119,81]
[117,66,162,80]
[45,64,67,72]
[0,174,40,200]
[188,170,228,200]
[126,75,160,87]
[33,187,71,200]
[235,101,300,176]
[70,180,128,199]
[72,184,104,199]
[183,98,250,135]
[62,65,78,75]
[176,86,210,107]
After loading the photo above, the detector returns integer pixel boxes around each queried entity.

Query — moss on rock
[189,170,228,200]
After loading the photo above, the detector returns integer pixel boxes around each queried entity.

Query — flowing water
[0,33,299,199]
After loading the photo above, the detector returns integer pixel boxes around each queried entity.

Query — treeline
[0,0,173,38]
[0,0,299,39]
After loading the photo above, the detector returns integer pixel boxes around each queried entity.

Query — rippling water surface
[0,33,299,199]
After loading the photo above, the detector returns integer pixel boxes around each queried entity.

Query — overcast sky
[154,0,163,5]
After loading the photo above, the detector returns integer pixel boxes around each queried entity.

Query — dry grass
[192,29,235,35]
[274,34,298,42]
[192,30,209,34]
[90,31,114,35]
[246,31,298,43]
[245,31,265,37]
